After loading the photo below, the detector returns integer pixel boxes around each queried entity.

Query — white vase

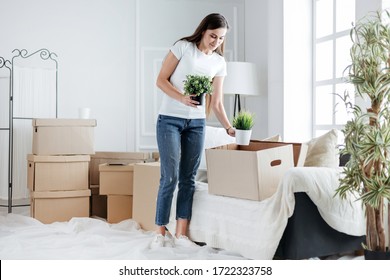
[235,129,252,145]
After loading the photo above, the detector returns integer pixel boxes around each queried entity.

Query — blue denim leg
[176,118,205,221]
[155,115,205,226]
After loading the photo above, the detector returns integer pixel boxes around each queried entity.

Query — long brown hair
[180,13,229,116]
[180,13,229,56]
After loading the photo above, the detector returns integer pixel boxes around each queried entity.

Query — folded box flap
[31,189,91,198]
[27,154,90,162]
[32,118,97,127]
[92,151,150,160]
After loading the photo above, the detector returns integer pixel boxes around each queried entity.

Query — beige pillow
[262,134,282,142]
[304,129,339,168]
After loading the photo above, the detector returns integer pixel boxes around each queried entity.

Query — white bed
[167,167,366,260]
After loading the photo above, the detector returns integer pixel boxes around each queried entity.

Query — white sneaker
[164,231,175,248]
[174,235,199,248]
[150,234,165,249]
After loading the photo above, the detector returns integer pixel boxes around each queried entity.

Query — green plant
[336,10,390,253]
[183,74,213,96]
[232,110,255,130]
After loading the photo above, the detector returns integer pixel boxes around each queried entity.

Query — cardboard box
[206,142,297,201]
[99,163,134,195]
[133,162,160,231]
[32,118,96,155]
[90,152,150,185]
[30,189,91,224]
[107,195,133,223]
[27,154,90,192]
[239,140,308,167]
[90,185,107,219]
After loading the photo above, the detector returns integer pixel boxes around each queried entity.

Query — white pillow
[304,129,339,168]
[196,126,235,182]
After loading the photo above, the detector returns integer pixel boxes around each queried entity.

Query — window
[313,0,355,138]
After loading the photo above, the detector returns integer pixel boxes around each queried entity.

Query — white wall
[0,0,249,154]
[283,0,312,142]
[244,0,269,139]
[267,0,312,142]
[0,0,137,152]
[0,0,383,148]
[135,0,245,150]
[0,0,247,200]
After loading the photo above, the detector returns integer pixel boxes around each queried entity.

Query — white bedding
[167,167,366,260]
[0,213,246,260]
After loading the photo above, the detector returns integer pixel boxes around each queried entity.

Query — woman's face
[201,28,227,53]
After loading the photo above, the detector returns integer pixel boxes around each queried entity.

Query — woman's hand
[181,94,199,107]
[226,126,235,137]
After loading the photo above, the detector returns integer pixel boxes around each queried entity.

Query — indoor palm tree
[336,10,390,257]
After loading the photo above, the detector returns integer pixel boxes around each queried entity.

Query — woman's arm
[156,51,198,107]
[210,76,235,136]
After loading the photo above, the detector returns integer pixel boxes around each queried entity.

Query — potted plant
[336,10,390,259]
[232,110,255,145]
[183,74,213,105]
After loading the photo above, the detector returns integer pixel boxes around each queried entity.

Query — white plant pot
[235,129,252,145]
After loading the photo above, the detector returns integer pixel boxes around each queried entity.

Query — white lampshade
[223,62,261,96]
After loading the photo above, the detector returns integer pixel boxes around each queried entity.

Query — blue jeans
[155,115,205,226]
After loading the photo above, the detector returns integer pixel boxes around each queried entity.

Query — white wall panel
[136,0,245,151]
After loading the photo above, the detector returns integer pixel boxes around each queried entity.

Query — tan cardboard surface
[31,189,91,198]
[27,155,90,192]
[31,196,90,224]
[90,152,150,185]
[133,162,160,231]
[237,140,308,167]
[206,144,294,201]
[32,118,97,127]
[32,118,96,155]
[107,195,133,223]
[30,189,90,224]
[99,163,134,195]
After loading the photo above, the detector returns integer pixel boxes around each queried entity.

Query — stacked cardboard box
[89,152,151,220]
[99,163,134,223]
[28,118,96,223]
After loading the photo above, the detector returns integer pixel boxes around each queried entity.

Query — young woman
[152,13,235,248]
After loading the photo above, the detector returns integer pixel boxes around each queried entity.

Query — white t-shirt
[158,40,227,119]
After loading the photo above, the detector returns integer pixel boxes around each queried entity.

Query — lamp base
[233,94,241,118]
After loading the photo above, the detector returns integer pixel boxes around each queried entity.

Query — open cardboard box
[205,140,308,201]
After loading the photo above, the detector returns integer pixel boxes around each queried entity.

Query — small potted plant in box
[233,110,255,145]
[183,74,213,105]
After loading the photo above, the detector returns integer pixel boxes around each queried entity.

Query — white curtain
[1,66,57,200]
[13,66,57,118]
